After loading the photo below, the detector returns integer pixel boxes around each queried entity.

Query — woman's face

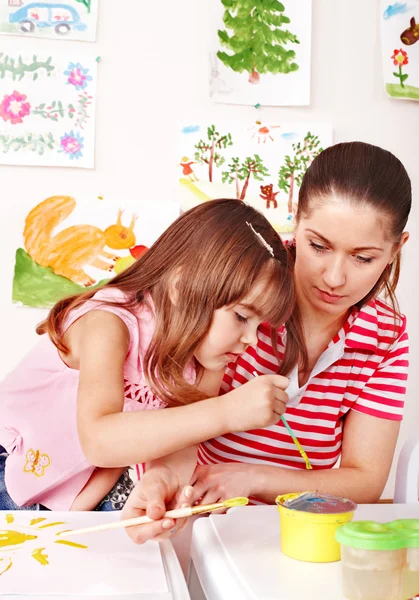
[294,200,408,317]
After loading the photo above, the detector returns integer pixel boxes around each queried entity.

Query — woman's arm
[75,311,289,467]
[191,412,400,505]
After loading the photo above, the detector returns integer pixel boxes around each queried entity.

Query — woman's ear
[390,231,409,263]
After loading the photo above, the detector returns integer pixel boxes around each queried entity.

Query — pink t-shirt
[0,287,195,510]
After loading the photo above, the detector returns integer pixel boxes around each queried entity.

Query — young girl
[121,141,412,543]
[0,199,304,512]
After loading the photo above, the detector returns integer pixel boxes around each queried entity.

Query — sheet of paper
[210,0,312,106]
[0,45,98,168]
[176,121,332,234]
[0,511,172,596]
[12,192,179,308]
[381,0,419,101]
[0,0,99,42]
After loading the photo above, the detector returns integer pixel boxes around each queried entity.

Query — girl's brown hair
[296,141,411,315]
[37,199,306,407]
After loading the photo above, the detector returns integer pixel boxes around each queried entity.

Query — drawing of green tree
[222,154,269,200]
[217,0,300,84]
[278,132,323,214]
[75,0,91,13]
[194,124,233,182]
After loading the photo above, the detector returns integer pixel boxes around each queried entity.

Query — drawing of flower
[392,48,408,66]
[0,91,31,124]
[59,130,84,159]
[391,49,409,88]
[64,62,92,91]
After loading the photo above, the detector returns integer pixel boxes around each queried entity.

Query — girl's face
[194,279,269,372]
[294,200,408,317]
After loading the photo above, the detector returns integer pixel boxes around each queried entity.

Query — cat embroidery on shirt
[23,449,51,477]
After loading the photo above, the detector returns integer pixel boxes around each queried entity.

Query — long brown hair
[296,141,411,316]
[37,199,306,407]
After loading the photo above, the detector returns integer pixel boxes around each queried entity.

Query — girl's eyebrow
[238,303,263,318]
[305,228,384,253]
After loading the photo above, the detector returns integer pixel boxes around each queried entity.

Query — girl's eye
[309,241,326,253]
[355,255,373,264]
[235,312,248,324]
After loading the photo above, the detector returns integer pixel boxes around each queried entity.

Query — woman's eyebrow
[305,228,384,252]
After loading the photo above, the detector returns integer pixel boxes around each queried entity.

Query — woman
[121,141,411,543]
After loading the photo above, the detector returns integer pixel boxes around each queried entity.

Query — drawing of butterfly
[23,449,51,477]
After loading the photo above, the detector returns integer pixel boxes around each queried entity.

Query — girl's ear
[168,269,182,306]
[390,231,409,263]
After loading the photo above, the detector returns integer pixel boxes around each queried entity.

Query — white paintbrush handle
[61,506,194,537]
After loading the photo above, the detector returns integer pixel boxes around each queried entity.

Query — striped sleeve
[352,316,409,421]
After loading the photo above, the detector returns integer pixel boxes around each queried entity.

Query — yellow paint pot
[276,492,357,563]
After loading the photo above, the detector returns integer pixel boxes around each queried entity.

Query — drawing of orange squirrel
[24,195,137,287]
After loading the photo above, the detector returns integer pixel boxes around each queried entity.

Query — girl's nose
[323,260,346,289]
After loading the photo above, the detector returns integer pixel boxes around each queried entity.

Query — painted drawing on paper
[210,0,312,106]
[0,0,98,42]
[177,122,332,234]
[0,47,97,167]
[13,194,151,308]
[381,0,419,100]
[0,512,170,596]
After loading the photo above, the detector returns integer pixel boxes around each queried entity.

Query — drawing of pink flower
[0,91,31,124]
[59,130,84,159]
[64,62,93,91]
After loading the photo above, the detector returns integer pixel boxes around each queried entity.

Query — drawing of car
[9,3,87,35]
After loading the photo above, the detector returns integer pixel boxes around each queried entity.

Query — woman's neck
[297,290,350,342]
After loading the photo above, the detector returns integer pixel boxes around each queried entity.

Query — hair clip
[246,222,275,258]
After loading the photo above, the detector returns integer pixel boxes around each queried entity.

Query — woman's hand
[189,463,254,507]
[121,466,193,544]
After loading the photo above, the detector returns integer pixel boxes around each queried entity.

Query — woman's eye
[309,241,326,253]
[235,312,248,324]
[355,255,373,264]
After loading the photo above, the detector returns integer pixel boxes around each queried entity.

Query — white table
[188,503,419,600]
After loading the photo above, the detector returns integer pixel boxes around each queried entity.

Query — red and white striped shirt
[198,298,409,472]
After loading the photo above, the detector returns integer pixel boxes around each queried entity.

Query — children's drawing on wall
[381,0,419,100]
[0,0,98,42]
[0,47,97,167]
[177,122,332,234]
[0,512,170,595]
[13,194,154,308]
[210,0,312,106]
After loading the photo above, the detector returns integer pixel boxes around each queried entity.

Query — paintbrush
[253,371,312,470]
[57,496,249,537]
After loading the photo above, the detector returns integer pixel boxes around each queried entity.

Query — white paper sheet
[0,45,97,168]
[12,192,179,308]
[0,511,171,597]
[177,121,332,234]
[0,0,99,42]
[210,0,312,106]
[381,0,419,101]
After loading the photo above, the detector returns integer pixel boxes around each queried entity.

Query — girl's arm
[73,311,288,468]
[70,467,126,511]
[191,412,400,504]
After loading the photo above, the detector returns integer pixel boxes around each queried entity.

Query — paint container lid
[386,519,419,548]
[336,520,406,551]
[279,491,357,515]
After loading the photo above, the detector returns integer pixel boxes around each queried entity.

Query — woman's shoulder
[362,297,407,337]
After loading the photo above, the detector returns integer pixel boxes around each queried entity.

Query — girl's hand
[189,463,253,507]
[223,374,289,432]
[121,466,193,544]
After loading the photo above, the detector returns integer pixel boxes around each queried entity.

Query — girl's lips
[225,352,240,361]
